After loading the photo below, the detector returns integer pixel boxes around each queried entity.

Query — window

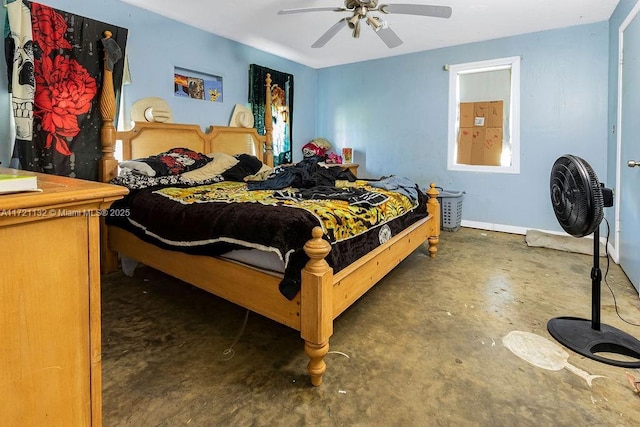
[447,56,520,174]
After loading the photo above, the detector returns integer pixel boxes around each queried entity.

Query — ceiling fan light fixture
[348,13,360,29]
[352,20,361,38]
[366,15,382,31]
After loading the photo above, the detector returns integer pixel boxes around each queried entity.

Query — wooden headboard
[98,32,274,183]
[112,123,270,163]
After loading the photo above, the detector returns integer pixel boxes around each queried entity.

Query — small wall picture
[174,67,223,103]
[342,147,353,164]
[174,74,189,98]
[187,77,205,100]
[204,79,222,102]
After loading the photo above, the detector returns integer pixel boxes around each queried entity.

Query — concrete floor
[101,228,640,426]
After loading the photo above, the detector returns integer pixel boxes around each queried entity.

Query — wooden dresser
[0,168,127,426]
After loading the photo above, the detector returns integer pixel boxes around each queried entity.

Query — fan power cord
[603,218,640,327]
[222,309,250,360]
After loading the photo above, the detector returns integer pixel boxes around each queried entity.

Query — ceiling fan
[277,1,452,49]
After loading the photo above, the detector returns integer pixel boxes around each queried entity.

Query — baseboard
[459,220,619,263]
[461,220,531,235]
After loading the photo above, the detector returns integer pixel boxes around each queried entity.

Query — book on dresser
[0,173,41,194]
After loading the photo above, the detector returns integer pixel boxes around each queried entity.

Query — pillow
[181,152,240,182]
[244,163,273,181]
[111,168,223,190]
[221,154,264,182]
[119,147,211,177]
[207,151,241,163]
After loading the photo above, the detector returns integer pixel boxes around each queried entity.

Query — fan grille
[549,155,603,237]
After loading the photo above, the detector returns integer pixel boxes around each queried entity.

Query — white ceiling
[121,0,620,69]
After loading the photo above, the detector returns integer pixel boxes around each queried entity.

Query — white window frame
[447,56,521,174]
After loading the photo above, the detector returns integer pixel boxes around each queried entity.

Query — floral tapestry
[4,0,127,180]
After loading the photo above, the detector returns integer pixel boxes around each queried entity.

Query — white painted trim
[459,220,617,262]
[608,241,618,263]
[461,220,530,235]
[447,56,521,174]
[614,2,640,270]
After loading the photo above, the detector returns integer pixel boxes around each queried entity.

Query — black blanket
[107,180,428,299]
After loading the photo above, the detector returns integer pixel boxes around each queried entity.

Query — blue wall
[0,0,318,166]
[317,23,610,233]
[1,1,618,234]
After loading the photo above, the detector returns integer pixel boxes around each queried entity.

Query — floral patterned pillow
[111,168,223,190]
[119,147,211,177]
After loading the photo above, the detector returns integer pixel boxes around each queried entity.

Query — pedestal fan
[547,154,640,368]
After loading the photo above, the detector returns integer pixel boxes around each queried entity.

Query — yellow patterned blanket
[107,180,428,299]
[155,181,416,242]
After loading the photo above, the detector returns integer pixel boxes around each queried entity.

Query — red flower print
[31,3,72,56]
[46,134,73,156]
[34,56,97,155]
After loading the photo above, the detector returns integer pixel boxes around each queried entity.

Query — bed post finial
[264,73,274,166]
[99,30,119,184]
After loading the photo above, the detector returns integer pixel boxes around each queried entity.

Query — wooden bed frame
[97,33,440,386]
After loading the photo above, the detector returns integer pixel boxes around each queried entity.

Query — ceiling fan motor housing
[346,0,378,8]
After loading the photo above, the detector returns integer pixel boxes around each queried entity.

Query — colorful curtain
[249,64,293,166]
[4,0,127,180]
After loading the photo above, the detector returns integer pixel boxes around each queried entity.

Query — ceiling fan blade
[380,4,452,18]
[376,25,403,48]
[312,18,348,48]
[278,7,345,15]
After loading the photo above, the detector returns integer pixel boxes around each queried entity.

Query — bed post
[426,183,440,258]
[263,73,274,167]
[99,30,120,273]
[301,227,333,386]
[99,31,119,184]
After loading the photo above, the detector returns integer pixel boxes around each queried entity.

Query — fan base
[548,317,640,368]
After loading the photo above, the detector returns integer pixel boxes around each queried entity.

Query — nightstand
[0,168,127,426]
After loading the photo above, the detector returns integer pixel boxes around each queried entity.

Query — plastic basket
[437,189,464,231]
